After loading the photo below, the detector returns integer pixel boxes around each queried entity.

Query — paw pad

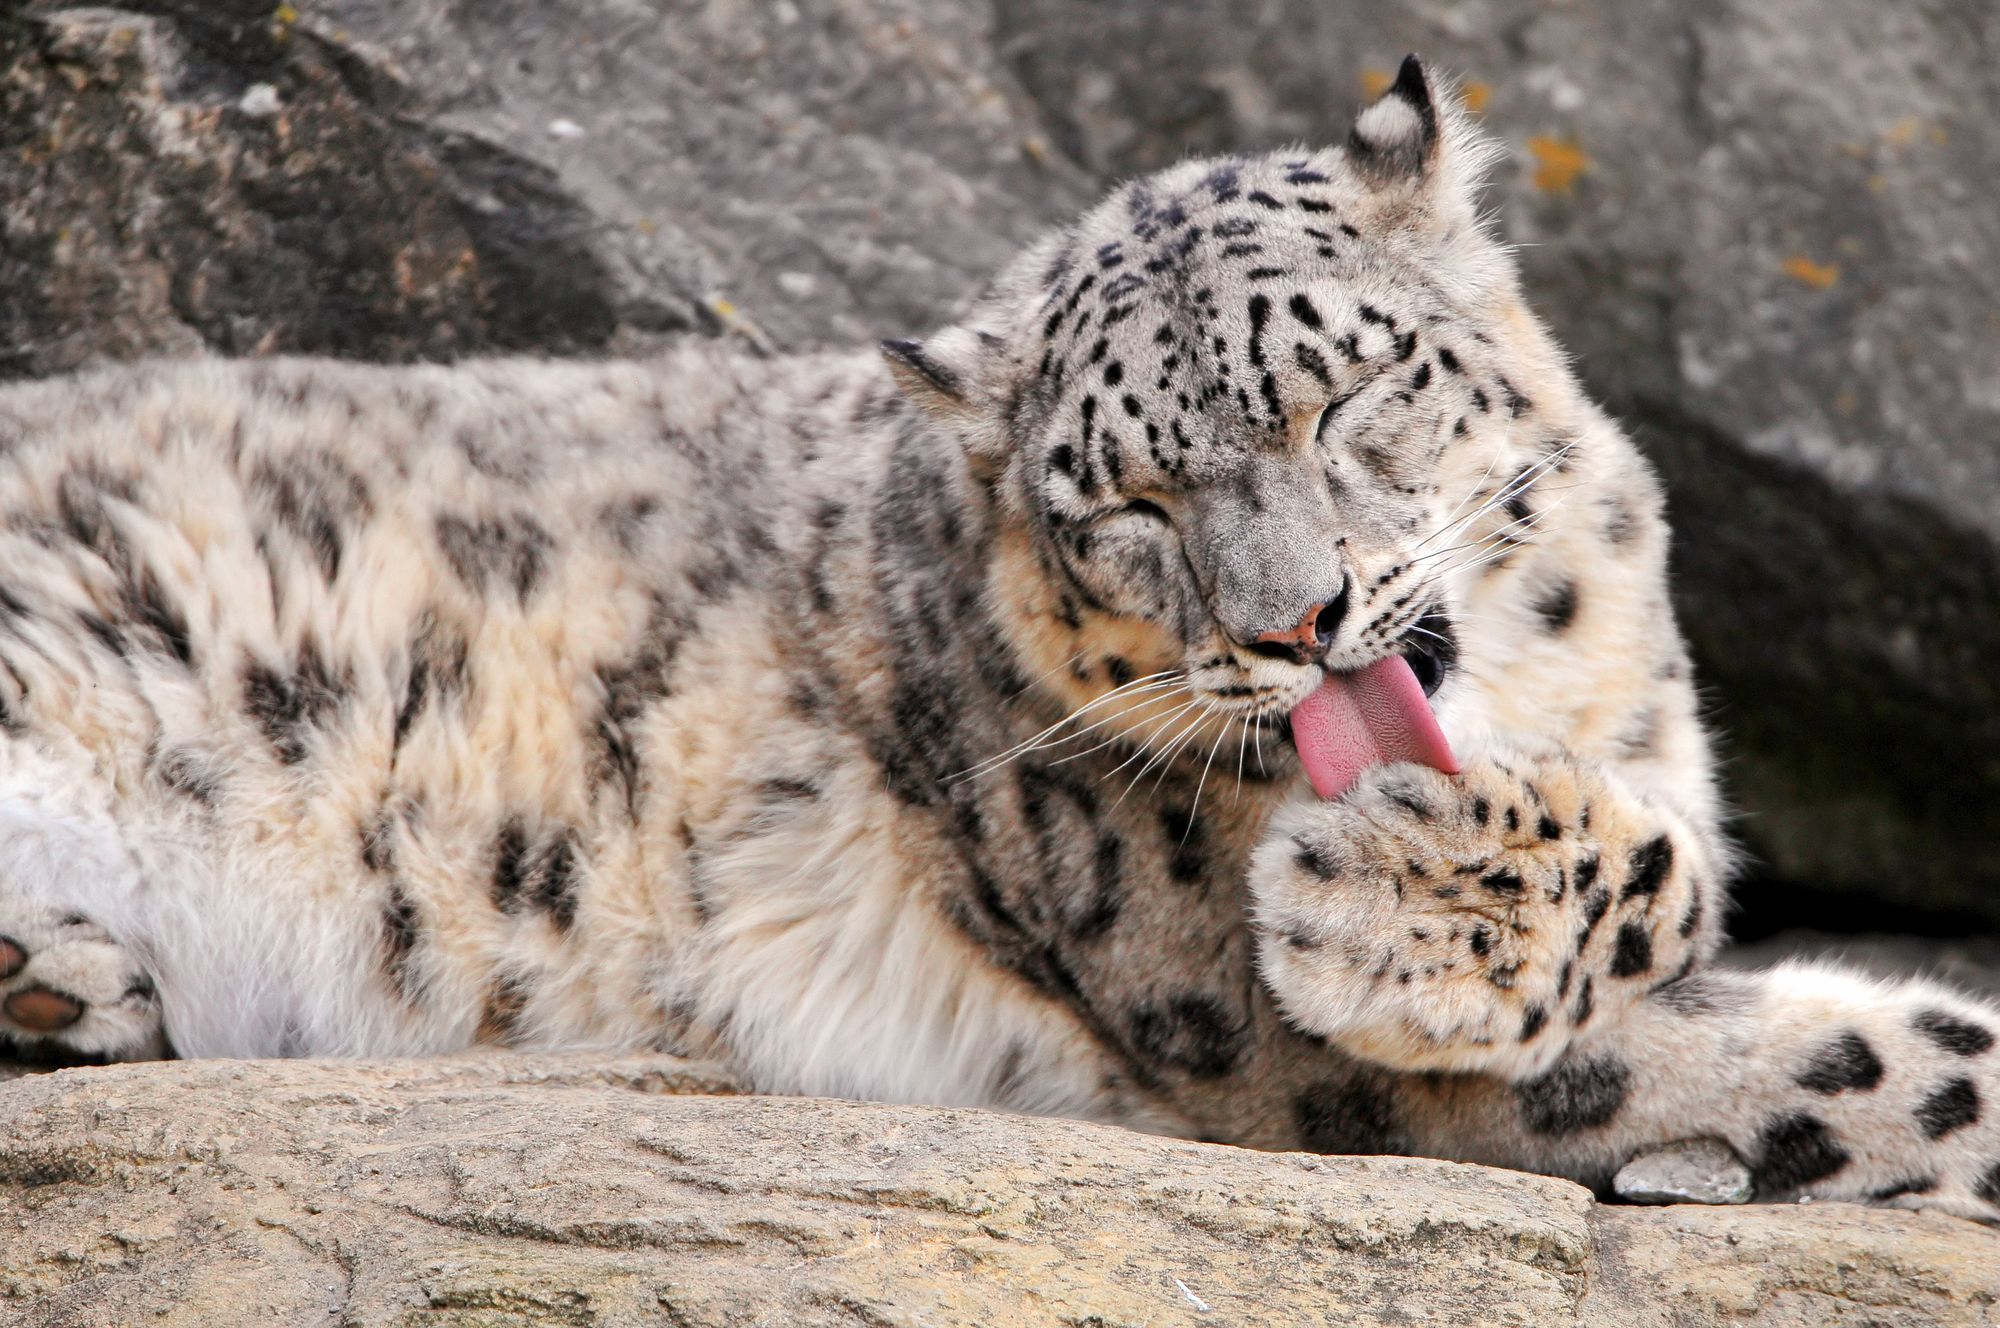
[4,984,85,1032]
[0,911,166,1059]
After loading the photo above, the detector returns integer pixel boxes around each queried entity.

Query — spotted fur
[3,58,1999,1218]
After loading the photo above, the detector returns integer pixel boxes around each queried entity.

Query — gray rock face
[0,3,646,371]
[4,1057,1997,1326]
[0,0,1995,919]
[1613,1138,1755,1206]
[1726,928,2000,999]
[0,0,1085,374]
[310,0,1090,351]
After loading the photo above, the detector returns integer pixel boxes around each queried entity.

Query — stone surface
[310,0,1090,351]
[0,3,656,372]
[1726,930,2000,1000]
[0,2,1995,914]
[1613,1138,1755,1207]
[2,1056,1996,1326]
[0,0,1085,377]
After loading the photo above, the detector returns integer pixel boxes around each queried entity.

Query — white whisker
[1094,699,1205,789]
[952,691,1180,782]
[1185,722,1230,835]
[1437,488,1581,579]
[1417,430,1512,551]
[1432,444,1575,547]
[1231,711,1251,803]
[1044,688,1194,768]
[1002,649,1087,703]
[1429,489,1573,579]
[1113,707,1212,812]
[1418,435,1577,558]
[950,671,1186,781]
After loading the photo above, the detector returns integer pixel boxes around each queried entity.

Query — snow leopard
[2,57,1996,1218]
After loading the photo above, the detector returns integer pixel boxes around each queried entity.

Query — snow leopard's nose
[1245,581,1350,664]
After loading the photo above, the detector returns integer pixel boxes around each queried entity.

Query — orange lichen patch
[1360,68,1394,98]
[1526,136,1588,192]
[1879,118,1949,150]
[1782,255,1840,290]
[1460,81,1492,115]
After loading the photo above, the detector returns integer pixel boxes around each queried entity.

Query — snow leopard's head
[885,58,1570,762]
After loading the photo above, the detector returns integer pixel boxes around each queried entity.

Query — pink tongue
[1290,656,1459,800]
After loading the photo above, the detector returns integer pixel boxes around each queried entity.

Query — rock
[0,0,1086,379]
[307,0,1090,351]
[1726,930,2000,1000]
[1613,1138,1754,1206]
[2,1057,1995,1326]
[0,3,652,372]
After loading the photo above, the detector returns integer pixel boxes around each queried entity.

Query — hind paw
[0,908,165,1061]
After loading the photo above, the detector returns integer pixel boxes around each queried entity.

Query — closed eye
[1312,368,1392,444]
[1119,498,1171,523]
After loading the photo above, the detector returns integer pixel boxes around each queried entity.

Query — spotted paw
[0,906,165,1061]
[1250,753,1707,1079]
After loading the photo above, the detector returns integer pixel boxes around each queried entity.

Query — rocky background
[6,0,1996,943]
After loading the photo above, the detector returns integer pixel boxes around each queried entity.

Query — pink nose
[1249,595,1343,663]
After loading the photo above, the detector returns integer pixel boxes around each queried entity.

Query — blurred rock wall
[3,0,1996,921]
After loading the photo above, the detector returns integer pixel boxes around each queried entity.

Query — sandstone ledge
[1,1057,1994,1325]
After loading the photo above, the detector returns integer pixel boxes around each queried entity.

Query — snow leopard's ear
[1348,55,1441,181]
[1347,55,1496,231]
[881,327,1007,426]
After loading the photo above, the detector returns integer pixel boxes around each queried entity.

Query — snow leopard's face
[887,62,1545,751]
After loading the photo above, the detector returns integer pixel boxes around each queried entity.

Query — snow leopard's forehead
[1008,139,1520,512]
[1022,145,1509,498]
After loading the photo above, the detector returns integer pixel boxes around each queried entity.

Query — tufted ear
[1348,54,1441,181]
[880,325,1017,472]
[1345,54,1499,239]
[880,326,1004,425]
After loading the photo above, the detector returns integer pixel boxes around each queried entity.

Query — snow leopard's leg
[0,786,170,1063]
[1250,748,1722,1081]
[1380,961,2000,1219]
[1246,753,2000,1217]
[0,906,165,1061]
[0,740,306,1064]
[0,743,476,1065]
